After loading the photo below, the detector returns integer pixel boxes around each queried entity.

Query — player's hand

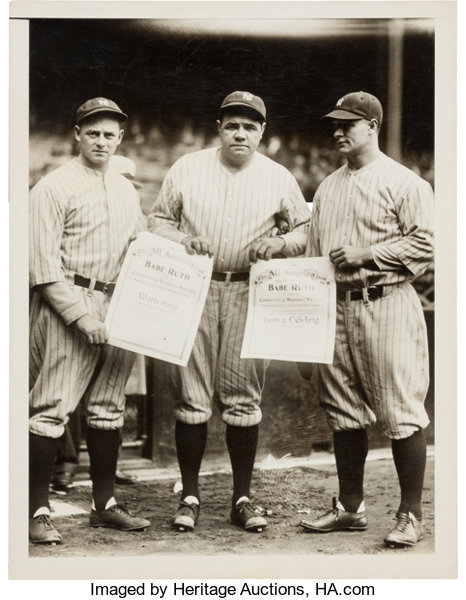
[182,236,212,256]
[74,314,108,345]
[329,246,374,269]
[249,237,286,262]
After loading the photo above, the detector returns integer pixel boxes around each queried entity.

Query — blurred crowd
[29,116,434,307]
[29,116,435,202]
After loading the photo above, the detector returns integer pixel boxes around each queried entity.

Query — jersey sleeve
[147,165,189,245]
[304,188,321,258]
[278,173,311,257]
[29,182,67,287]
[29,181,88,324]
[370,178,434,276]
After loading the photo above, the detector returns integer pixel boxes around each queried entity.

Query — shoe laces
[236,501,266,517]
[328,497,343,517]
[109,503,134,517]
[393,513,411,533]
[178,499,199,513]
[36,514,53,529]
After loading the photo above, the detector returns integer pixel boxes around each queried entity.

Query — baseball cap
[322,91,383,124]
[220,91,266,121]
[76,97,128,124]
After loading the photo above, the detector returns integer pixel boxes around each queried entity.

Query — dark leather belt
[337,285,384,302]
[211,271,249,283]
[74,274,115,296]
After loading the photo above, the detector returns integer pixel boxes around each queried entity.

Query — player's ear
[216,119,221,132]
[117,129,124,145]
[368,119,379,133]
[74,125,81,142]
[260,122,266,137]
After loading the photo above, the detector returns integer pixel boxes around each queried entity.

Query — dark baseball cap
[220,91,266,121]
[322,91,383,124]
[76,97,128,125]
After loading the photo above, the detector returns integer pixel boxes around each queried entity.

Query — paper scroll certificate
[241,257,336,363]
[105,232,213,366]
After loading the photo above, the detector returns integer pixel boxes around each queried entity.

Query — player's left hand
[329,246,374,269]
[249,237,286,262]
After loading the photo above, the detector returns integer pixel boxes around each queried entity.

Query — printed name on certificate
[241,257,336,363]
[105,232,213,366]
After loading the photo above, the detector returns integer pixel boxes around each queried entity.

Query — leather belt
[74,274,115,296]
[211,271,249,283]
[337,285,384,302]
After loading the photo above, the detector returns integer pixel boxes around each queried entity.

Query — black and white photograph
[8,0,458,586]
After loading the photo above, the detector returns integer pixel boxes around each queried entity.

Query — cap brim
[220,101,265,120]
[321,109,365,120]
[77,108,128,123]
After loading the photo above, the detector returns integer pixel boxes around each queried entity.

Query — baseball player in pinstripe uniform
[29,98,150,544]
[148,91,311,533]
[298,92,434,547]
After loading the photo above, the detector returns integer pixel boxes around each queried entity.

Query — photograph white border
[8,0,458,583]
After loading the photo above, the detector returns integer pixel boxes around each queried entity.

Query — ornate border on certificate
[105,232,213,365]
[241,257,336,363]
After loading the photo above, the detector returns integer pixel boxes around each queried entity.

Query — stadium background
[28,17,435,468]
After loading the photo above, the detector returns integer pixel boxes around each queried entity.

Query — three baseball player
[29,91,433,550]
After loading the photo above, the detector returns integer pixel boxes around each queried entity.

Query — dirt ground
[28,453,434,558]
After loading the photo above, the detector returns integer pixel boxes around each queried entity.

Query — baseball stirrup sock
[86,427,120,511]
[392,429,426,519]
[29,432,60,517]
[333,429,368,513]
[226,424,259,507]
[175,421,207,501]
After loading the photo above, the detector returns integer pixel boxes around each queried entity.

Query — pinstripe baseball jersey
[29,157,146,324]
[29,158,146,438]
[307,152,434,438]
[148,147,310,271]
[148,146,310,426]
[306,152,434,287]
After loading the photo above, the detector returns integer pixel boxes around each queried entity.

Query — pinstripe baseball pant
[29,293,135,438]
[168,280,268,426]
[318,282,430,440]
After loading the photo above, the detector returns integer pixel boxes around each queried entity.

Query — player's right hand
[74,314,108,345]
[182,235,212,256]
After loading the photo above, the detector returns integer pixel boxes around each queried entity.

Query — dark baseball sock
[175,421,207,501]
[226,424,259,507]
[29,432,60,517]
[86,427,120,511]
[391,428,426,520]
[334,429,369,513]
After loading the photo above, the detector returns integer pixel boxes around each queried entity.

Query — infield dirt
[28,453,434,558]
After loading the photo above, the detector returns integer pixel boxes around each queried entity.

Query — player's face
[217,115,265,168]
[75,117,124,171]
[331,118,375,157]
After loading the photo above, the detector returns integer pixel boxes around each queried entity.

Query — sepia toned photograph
[9,0,457,582]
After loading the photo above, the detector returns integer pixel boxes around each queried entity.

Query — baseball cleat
[29,514,63,544]
[89,504,150,531]
[384,512,424,548]
[230,498,268,533]
[173,499,200,532]
[299,497,367,533]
